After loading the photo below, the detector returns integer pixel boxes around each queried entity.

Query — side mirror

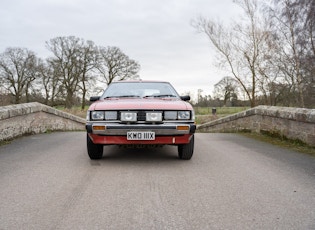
[90,96,100,102]
[180,95,190,101]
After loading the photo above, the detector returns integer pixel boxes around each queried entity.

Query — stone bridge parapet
[197,106,315,147]
[0,102,85,141]
[1,104,314,147]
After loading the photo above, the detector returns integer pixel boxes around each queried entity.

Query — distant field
[194,106,249,115]
[194,107,249,124]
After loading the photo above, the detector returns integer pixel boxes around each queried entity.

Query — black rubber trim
[86,124,93,133]
[190,124,196,134]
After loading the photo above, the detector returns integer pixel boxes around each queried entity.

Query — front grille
[137,110,146,121]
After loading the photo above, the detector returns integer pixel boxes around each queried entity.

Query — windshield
[101,82,180,99]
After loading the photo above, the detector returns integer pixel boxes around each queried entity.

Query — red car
[86,81,196,160]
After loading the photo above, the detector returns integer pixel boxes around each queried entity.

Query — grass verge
[0,140,12,146]
[240,132,315,156]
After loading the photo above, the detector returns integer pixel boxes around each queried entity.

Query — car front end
[86,81,196,160]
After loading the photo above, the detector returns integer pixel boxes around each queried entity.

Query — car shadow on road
[90,145,181,164]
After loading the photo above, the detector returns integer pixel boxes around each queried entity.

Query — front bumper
[88,133,194,145]
[86,122,196,145]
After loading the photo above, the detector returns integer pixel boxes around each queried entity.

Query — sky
[0,0,243,98]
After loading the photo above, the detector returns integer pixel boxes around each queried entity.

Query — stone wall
[197,106,315,147]
[0,102,86,141]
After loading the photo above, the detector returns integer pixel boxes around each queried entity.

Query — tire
[178,135,194,160]
[87,134,103,160]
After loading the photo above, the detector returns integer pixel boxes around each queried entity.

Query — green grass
[241,132,315,156]
[0,140,12,146]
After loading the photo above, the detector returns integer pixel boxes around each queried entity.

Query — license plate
[127,131,155,140]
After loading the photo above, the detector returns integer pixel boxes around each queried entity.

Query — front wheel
[87,134,103,160]
[178,135,194,160]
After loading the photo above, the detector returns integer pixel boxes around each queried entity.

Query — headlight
[164,111,177,120]
[91,111,105,120]
[146,112,162,122]
[121,112,137,122]
[178,111,191,120]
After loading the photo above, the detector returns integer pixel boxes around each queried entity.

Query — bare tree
[96,46,140,85]
[255,31,288,106]
[35,58,62,106]
[46,36,78,108]
[300,0,315,107]
[193,0,271,107]
[0,36,141,107]
[46,36,98,108]
[76,40,98,110]
[0,47,40,104]
[213,76,240,106]
[266,0,315,107]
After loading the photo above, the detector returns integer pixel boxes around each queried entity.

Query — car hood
[89,98,193,111]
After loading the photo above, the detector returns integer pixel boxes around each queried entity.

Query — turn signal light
[93,126,106,131]
[176,126,189,131]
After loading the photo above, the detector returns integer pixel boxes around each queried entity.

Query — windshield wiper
[105,95,140,99]
[118,95,140,98]
[149,94,177,98]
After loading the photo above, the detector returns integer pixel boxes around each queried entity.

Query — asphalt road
[0,132,314,230]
